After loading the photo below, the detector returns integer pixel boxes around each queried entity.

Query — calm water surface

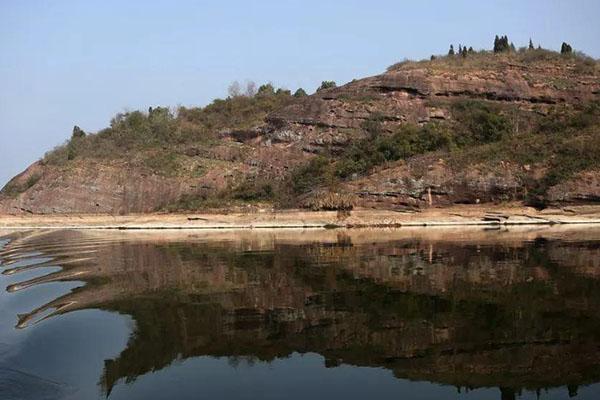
[1,227,600,400]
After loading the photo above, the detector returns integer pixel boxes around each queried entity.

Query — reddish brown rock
[1,54,599,214]
[547,170,600,203]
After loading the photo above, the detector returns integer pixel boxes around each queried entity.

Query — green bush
[291,156,332,194]
[360,114,384,138]
[293,88,308,97]
[72,125,86,139]
[335,123,454,178]
[231,179,274,202]
[276,88,291,96]
[569,101,600,129]
[451,100,512,144]
[143,152,181,176]
[257,83,275,96]
[334,156,370,179]
[164,193,224,211]
[43,88,296,172]
[317,81,337,91]
[448,100,600,207]
[538,101,599,133]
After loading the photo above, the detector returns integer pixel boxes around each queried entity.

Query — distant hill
[1,44,599,214]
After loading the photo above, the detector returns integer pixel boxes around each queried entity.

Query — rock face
[0,160,202,214]
[266,59,599,150]
[265,58,599,209]
[342,155,524,208]
[0,161,191,214]
[0,142,308,214]
[1,54,599,214]
[547,170,600,203]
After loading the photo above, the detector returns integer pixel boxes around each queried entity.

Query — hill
[1,45,599,214]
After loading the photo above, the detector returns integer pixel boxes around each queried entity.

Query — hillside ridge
[1,44,599,214]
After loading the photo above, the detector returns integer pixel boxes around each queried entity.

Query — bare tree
[245,81,257,97]
[228,81,242,98]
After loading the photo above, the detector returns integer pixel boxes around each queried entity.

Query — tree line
[446,35,574,57]
[226,80,338,100]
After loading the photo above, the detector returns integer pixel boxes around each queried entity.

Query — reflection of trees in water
[2,230,600,398]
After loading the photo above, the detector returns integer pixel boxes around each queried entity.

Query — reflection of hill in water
[2,228,600,398]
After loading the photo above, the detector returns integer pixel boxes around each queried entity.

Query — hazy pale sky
[1,0,599,187]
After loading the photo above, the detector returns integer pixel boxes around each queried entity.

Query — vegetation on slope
[7,35,599,211]
[278,37,600,209]
[459,101,600,206]
[42,85,298,171]
[389,35,597,73]
[284,99,599,208]
[1,173,41,198]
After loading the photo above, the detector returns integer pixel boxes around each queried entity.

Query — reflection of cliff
[2,228,600,396]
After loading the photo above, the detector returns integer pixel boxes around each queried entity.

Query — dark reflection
[1,227,600,399]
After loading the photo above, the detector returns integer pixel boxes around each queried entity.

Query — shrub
[231,179,274,202]
[67,142,77,160]
[25,174,41,190]
[43,86,295,171]
[1,173,41,198]
[293,88,308,97]
[42,144,69,165]
[518,48,559,63]
[334,156,371,179]
[165,193,224,211]
[569,101,600,129]
[561,42,573,54]
[143,152,181,176]
[451,100,511,144]
[360,114,384,138]
[305,191,355,211]
[291,156,332,194]
[257,83,276,96]
[335,123,454,179]
[72,125,86,139]
[317,81,337,91]
[449,100,600,208]
[538,101,599,132]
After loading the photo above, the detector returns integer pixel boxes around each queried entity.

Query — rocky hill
[1,47,599,214]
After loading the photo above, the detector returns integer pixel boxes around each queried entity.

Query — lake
[1,227,599,400]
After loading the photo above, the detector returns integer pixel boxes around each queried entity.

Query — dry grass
[388,48,599,74]
[304,191,356,211]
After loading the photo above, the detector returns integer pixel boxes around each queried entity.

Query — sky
[1,0,599,187]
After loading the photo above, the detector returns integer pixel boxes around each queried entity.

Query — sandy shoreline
[2,204,600,230]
